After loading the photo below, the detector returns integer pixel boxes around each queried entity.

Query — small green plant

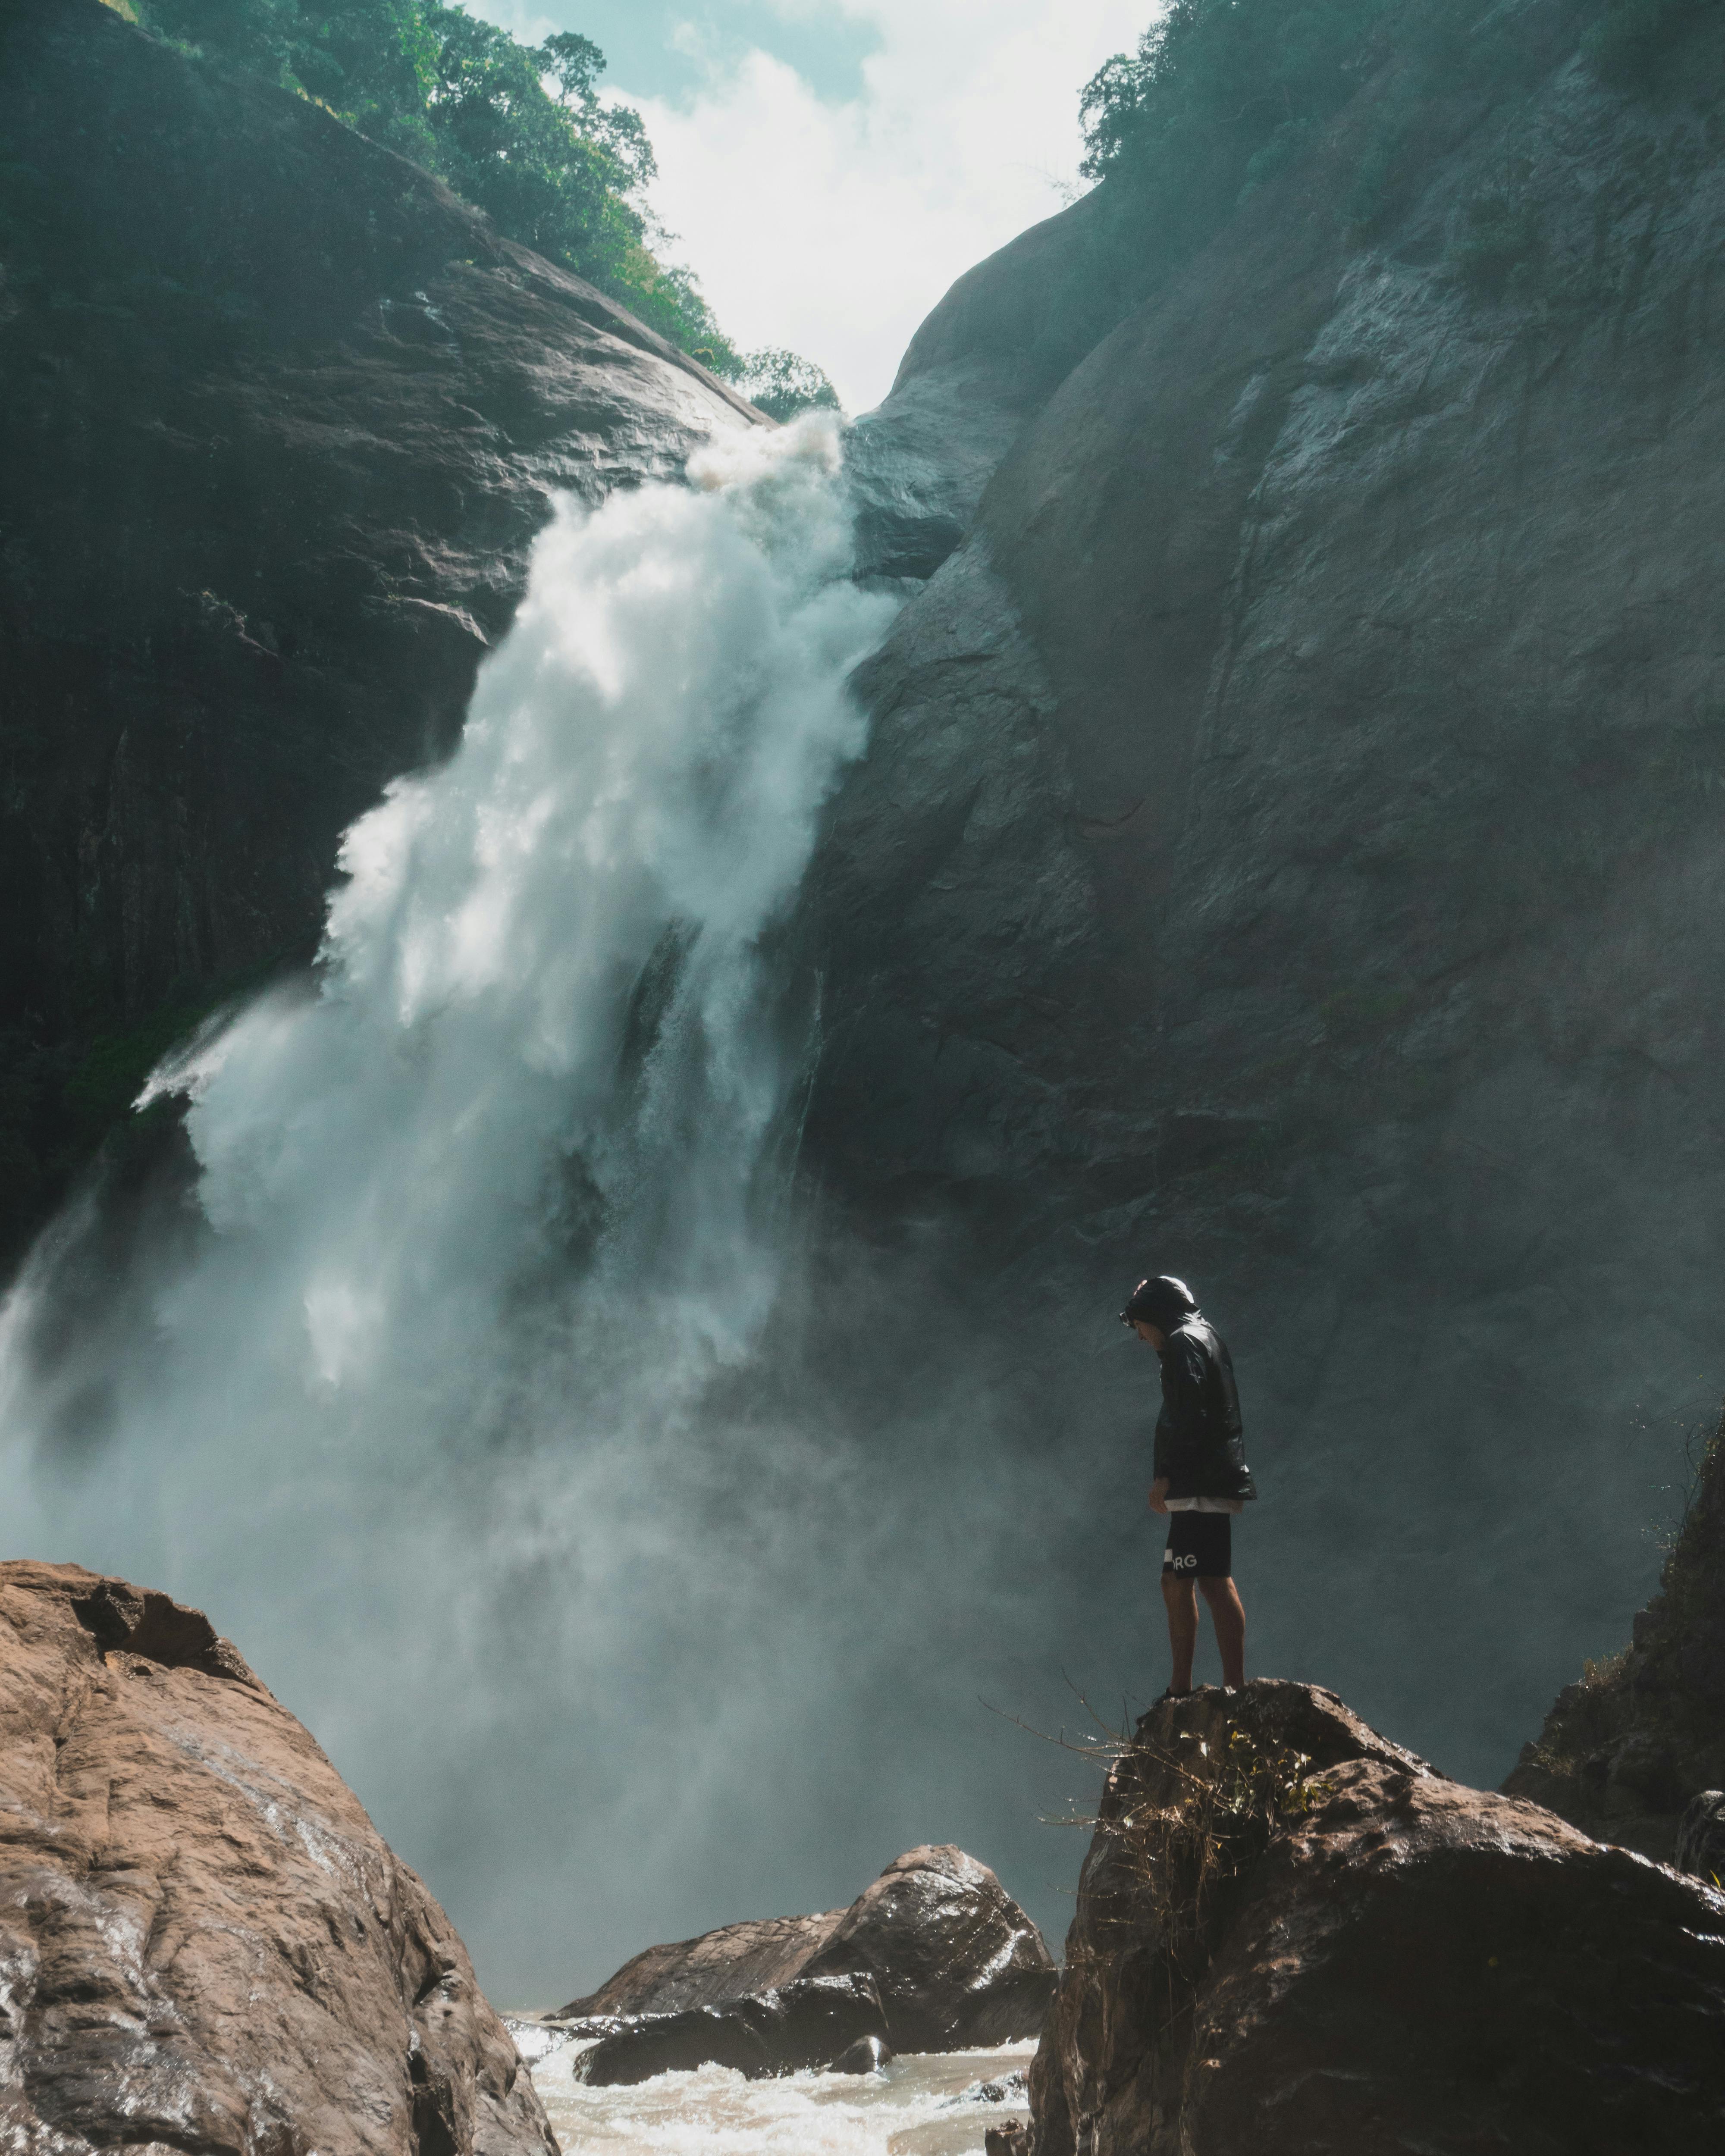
[1128,1730,1327,2037]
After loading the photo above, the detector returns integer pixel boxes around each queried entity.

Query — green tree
[130,0,823,389]
[1078,0,1395,263]
[732,348,842,422]
[1063,0,1574,357]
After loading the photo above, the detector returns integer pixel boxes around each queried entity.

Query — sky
[470,0,1154,412]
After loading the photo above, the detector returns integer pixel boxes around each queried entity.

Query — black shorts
[1163,1511,1233,1580]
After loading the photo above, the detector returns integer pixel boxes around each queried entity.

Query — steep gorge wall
[808,0,1725,1775]
[0,0,758,1265]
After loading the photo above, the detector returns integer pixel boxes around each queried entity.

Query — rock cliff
[1507,1402,1725,1858]
[0,1559,553,2156]
[1022,1680,1725,2155]
[0,0,758,1265]
[806,0,1725,1771]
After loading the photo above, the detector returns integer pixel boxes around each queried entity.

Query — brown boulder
[558,1843,1055,2051]
[0,1560,553,2156]
[558,1908,846,2018]
[1030,1680,1725,2156]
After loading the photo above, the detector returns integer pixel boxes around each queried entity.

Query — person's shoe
[1153,1686,1193,1704]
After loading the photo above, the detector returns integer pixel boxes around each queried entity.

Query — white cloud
[624,2,1151,413]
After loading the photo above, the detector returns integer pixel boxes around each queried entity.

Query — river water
[511,2025,1036,2156]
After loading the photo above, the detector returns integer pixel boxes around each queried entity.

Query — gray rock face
[557,1844,1055,2056]
[805,11,1725,1765]
[845,361,1032,583]
[842,189,1110,584]
[1502,1402,1725,1860]
[800,1845,1057,2051]
[0,0,758,1261]
[571,1973,888,2086]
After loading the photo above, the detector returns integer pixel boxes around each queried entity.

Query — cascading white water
[0,416,909,1987]
[154,414,889,1395]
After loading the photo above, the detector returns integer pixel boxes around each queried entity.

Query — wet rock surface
[1026,1680,1725,2156]
[558,1908,847,2018]
[0,0,758,1264]
[830,2033,895,2075]
[842,189,1110,584]
[558,1844,1055,2064]
[799,1845,1057,2050]
[571,1973,888,2086]
[0,1558,553,2156]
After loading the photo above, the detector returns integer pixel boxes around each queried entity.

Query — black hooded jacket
[1152,1314,1257,1502]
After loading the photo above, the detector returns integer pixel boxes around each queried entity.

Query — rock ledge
[1028,1679,1725,2156]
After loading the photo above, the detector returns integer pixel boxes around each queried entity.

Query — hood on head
[1121,1274,1199,1332]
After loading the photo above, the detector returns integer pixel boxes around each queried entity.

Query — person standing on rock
[1121,1274,1256,1697]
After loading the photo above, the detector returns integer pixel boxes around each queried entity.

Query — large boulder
[558,1908,846,2018]
[0,0,759,1266]
[558,1843,1055,2056]
[571,1973,887,2086]
[1028,1681,1725,2156]
[800,1845,1057,2050]
[0,1560,554,2156]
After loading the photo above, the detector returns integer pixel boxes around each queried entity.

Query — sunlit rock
[1023,1680,1725,2156]
[555,1843,1056,2066]
[0,1560,552,2156]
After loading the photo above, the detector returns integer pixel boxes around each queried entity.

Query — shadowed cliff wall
[805,0,1725,1782]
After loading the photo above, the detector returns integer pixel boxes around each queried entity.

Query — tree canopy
[128,0,838,412]
[1056,0,1670,362]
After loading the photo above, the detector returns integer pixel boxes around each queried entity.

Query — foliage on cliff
[1070,0,1711,342]
[121,0,836,410]
[1079,0,1395,226]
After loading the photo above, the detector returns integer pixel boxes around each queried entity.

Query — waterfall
[0,417,904,1990]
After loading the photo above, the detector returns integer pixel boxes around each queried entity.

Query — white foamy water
[521,2035,1035,2156]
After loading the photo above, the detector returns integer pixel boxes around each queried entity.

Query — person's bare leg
[1161,1573,1198,1693]
[1199,1574,1246,1689]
